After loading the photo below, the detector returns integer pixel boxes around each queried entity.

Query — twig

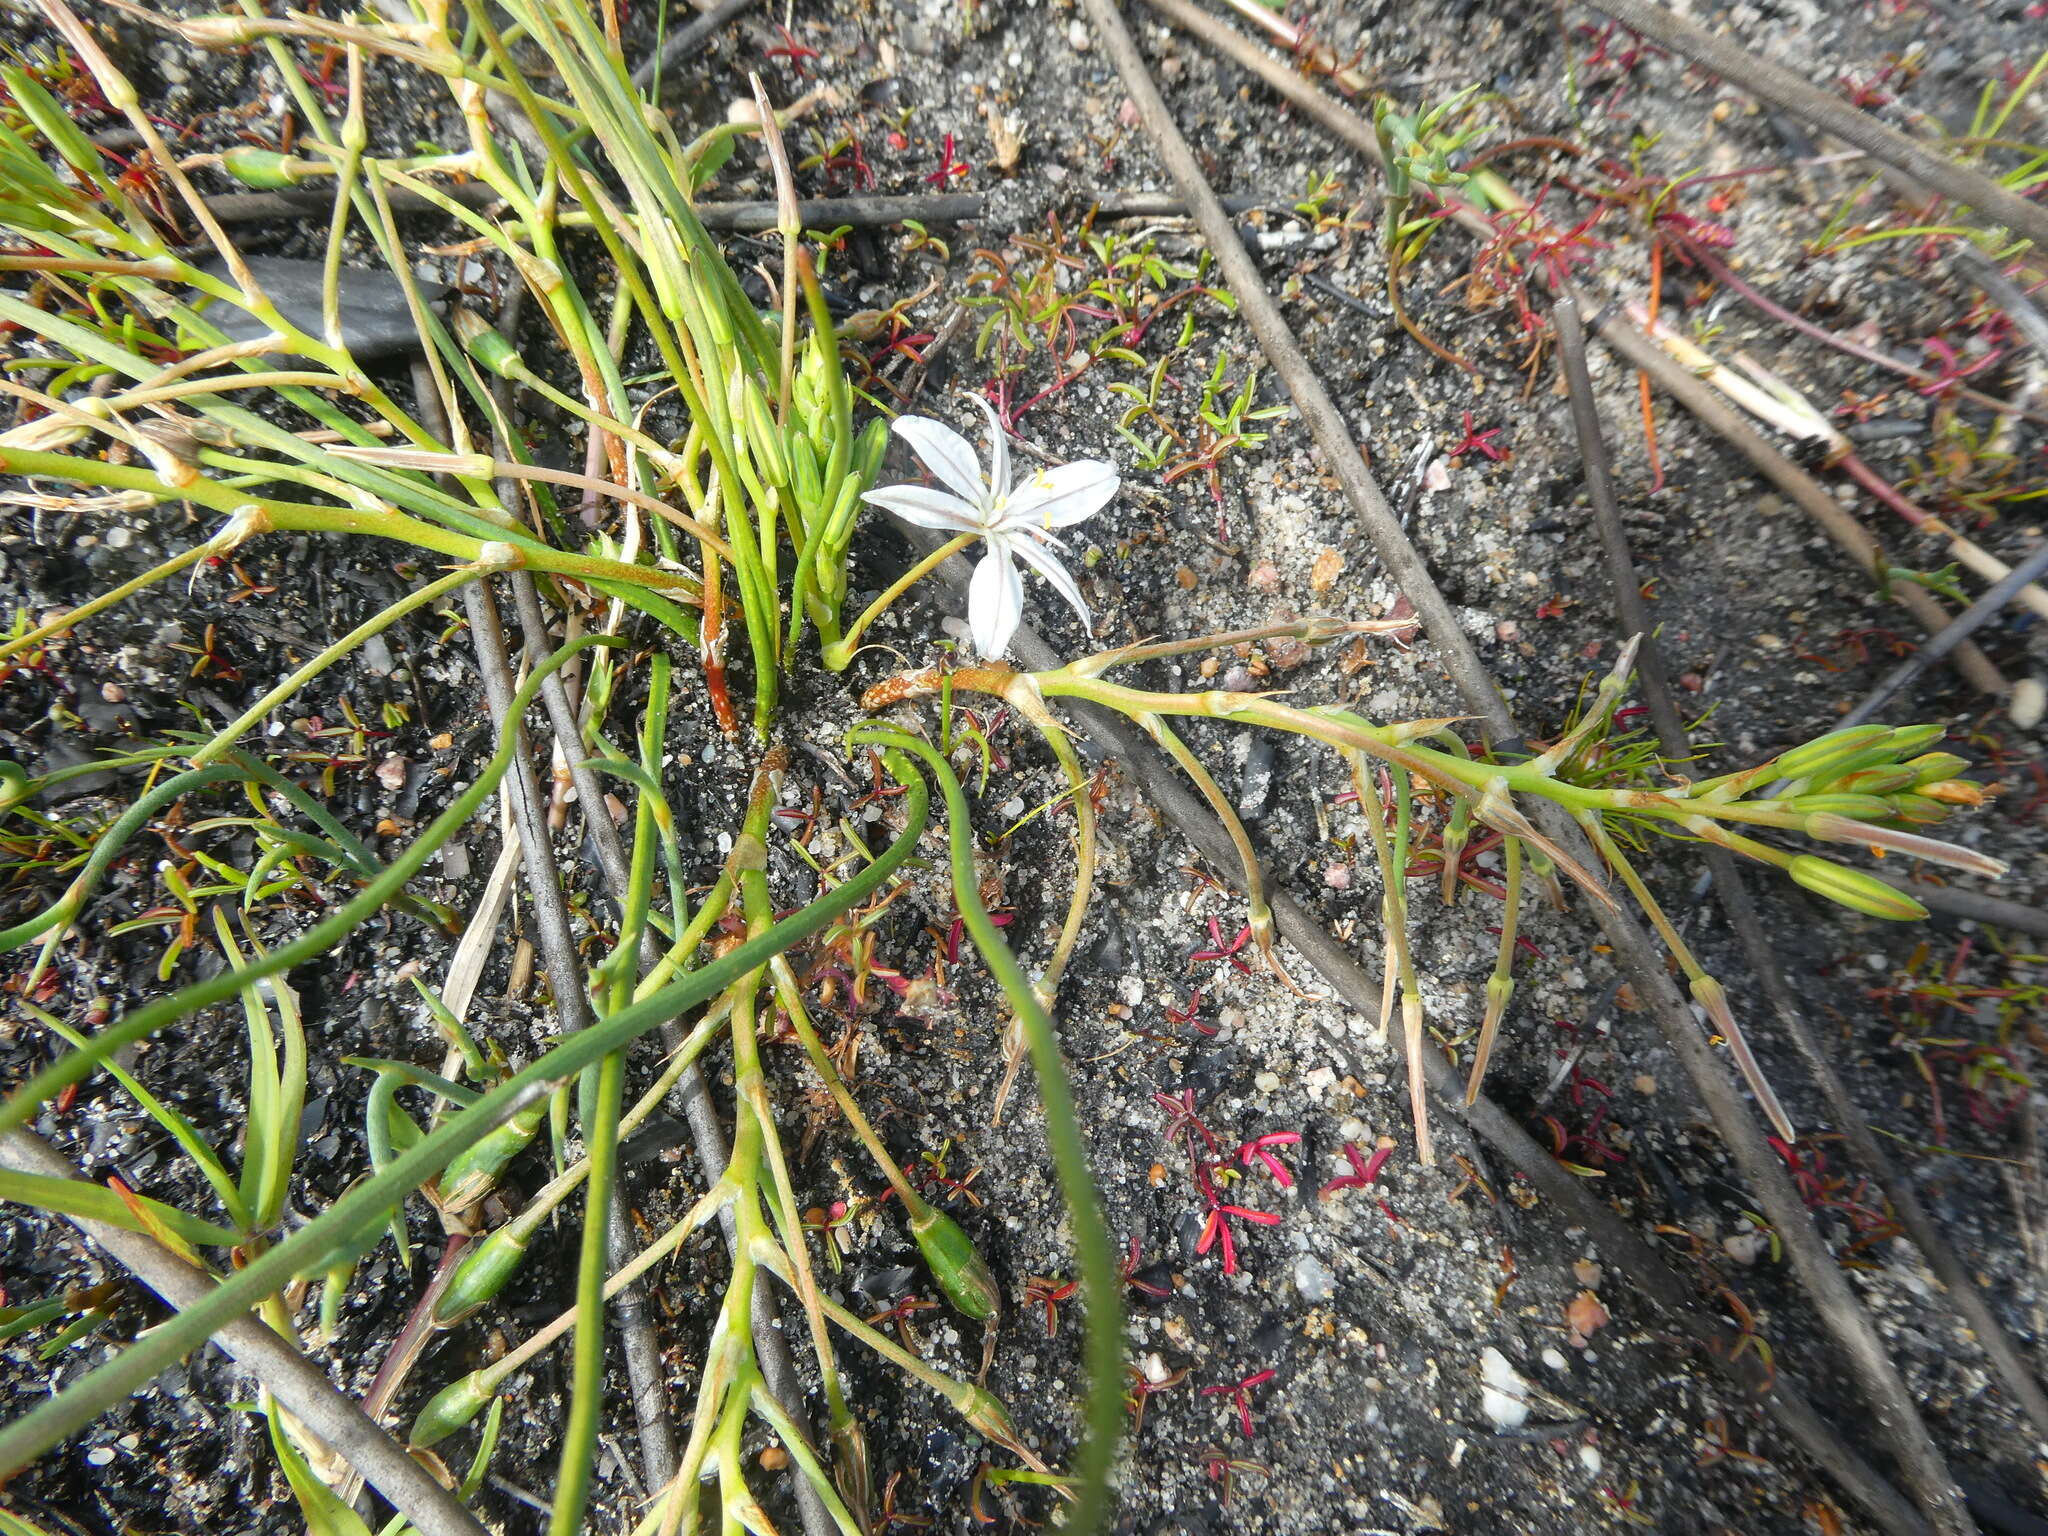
[1672,238,2048,429]
[1080,5,1972,1529]
[1953,244,2048,361]
[0,1129,488,1536]
[1593,318,2006,697]
[698,189,1268,230]
[1139,0,2008,702]
[1555,291,2048,1443]
[203,180,501,227]
[1839,538,2048,728]
[414,345,685,1498]
[1867,877,2048,939]
[1577,0,2048,253]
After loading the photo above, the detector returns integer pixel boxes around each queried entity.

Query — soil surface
[2,1,2045,1535]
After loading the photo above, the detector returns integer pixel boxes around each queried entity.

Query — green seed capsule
[450,309,522,379]
[0,762,31,811]
[1786,855,1927,921]
[220,147,316,189]
[1784,793,1894,820]
[910,1203,1000,1321]
[438,1100,544,1214]
[410,1367,497,1449]
[1772,725,1894,783]
[434,1222,532,1327]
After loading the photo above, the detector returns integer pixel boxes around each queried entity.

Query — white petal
[861,483,982,532]
[1000,459,1119,531]
[1011,536,1094,634]
[892,414,988,507]
[969,393,1011,501]
[968,549,1023,660]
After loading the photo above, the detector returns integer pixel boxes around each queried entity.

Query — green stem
[0,759,930,1478]
[190,560,496,766]
[846,728,1122,1536]
[820,533,975,671]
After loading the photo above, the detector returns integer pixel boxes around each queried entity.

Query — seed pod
[1786,855,1927,921]
[437,1099,544,1214]
[451,309,522,379]
[1885,793,1953,827]
[433,1222,532,1326]
[1903,752,1971,786]
[410,1367,497,1449]
[1832,766,1918,796]
[959,1385,1029,1460]
[910,1203,1000,1321]
[830,1418,872,1528]
[220,147,317,189]
[0,763,32,811]
[1783,793,1894,821]
[1771,725,1894,783]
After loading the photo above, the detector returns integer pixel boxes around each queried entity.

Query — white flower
[861,397,1118,659]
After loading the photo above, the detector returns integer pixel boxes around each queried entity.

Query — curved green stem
[0,753,930,1478]
[846,727,1122,1536]
[190,559,497,767]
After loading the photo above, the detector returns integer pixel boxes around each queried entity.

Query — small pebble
[1480,1347,1531,1429]
[1066,17,1091,49]
[1293,1253,1336,1303]
[2010,677,2045,731]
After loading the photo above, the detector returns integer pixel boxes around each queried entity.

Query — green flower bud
[1771,725,1893,783]
[738,377,790,489]
[1884,724,1947,758]
[1833,766,1918,796]
[1783,793,1895,821]
[1786,856,1927,920]
[1903,752,1971,786]
[1885,793,1953,827]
